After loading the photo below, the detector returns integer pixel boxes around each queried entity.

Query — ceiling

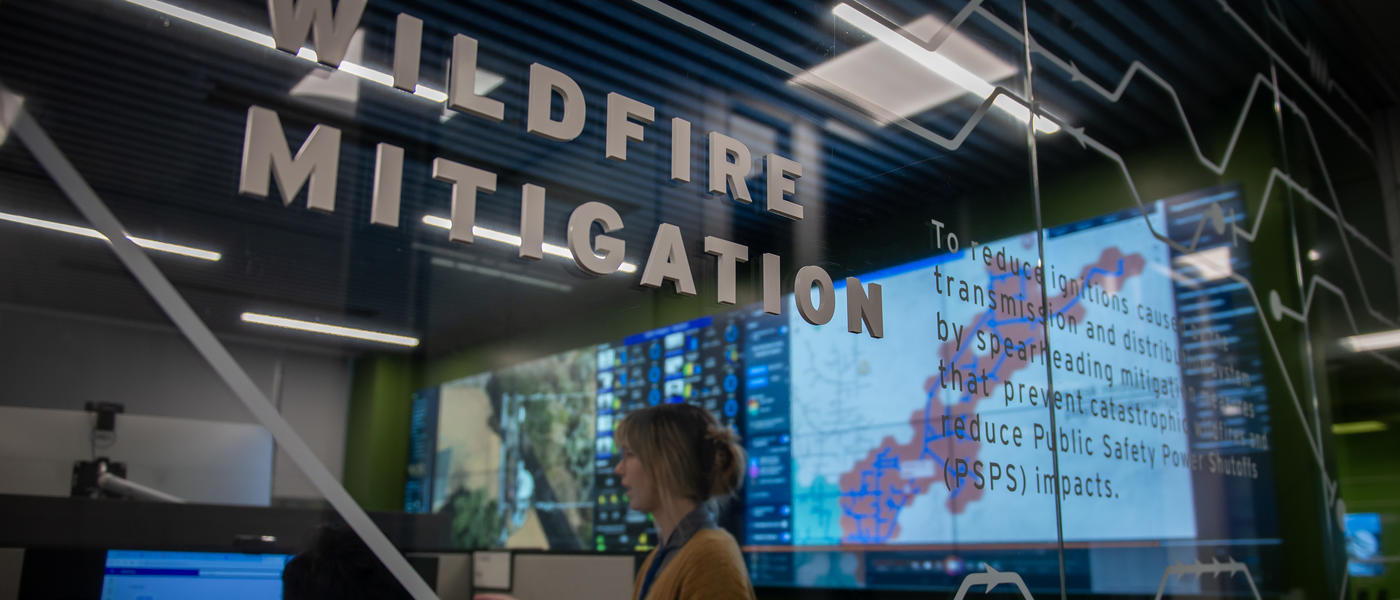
[0,0,1392,368]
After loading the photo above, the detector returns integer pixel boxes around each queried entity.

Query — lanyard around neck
[637,544,674,600]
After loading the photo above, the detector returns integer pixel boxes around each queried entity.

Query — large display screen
[410,350,597,550]
[405,186,1276,593]
[743,189,1275,592]
[778,203,1191,548]
[406,315,745,552]
[592,313,747,551]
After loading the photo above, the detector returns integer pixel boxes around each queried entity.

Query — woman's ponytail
[703,426,745,500]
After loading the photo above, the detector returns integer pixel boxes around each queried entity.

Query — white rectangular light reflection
[832,3,1059,134]
[422,215,638,274]
[792,15,1014,127]
[241,312,419,347]
[0,91,22,147]
[1340,329,1400,353]
[0,211,221,261]
[122,0,501,102]
[1173,246,1233,281]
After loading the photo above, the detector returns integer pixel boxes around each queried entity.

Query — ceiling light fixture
[1331,421,1387,435]
[794,15,1013,127]
[1340,329,1400,353]
[831,3,1059,134]
[0,211,221,261]
[421,215,639,274]
[241,312,419,347]
[122,0,503,102]
[428,256,573,292]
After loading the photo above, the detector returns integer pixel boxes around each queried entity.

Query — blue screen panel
[102,550,291,600]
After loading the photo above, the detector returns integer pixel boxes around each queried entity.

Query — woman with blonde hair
[477,402,755,600]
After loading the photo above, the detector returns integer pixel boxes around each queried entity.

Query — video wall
[405,186,1277,593]
[405,314,746,552]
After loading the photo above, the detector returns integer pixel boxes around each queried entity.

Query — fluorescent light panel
[421,215,639,274]
[241,312,419,347]
[428,256,573,293]
[831,3,1059,134]
[122,0,503,101]
[793,15,1014,127]
[0,211,221,261]
[1332,421,1387,435]
[1340,329,1400,353]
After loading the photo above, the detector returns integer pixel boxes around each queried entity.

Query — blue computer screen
[1346,513,1383,577]
[101,550,290,600]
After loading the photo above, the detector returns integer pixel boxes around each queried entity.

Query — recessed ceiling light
[1340,329,1400,353]
[0,210,221,261]
[428,256,573,293]
[241,312,418,347]
[421,215,639,274]
[818,3,1059,134]
[1332,421,1387,435]
[796,14,1011,126]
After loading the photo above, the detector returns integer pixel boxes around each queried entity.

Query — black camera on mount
[84,401,124,434]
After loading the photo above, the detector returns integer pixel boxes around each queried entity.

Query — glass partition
[1029,1,1394,598]
[1,1,1395,599]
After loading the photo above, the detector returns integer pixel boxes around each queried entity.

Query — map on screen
[405,194,1270,594]
[786,202,1194,546]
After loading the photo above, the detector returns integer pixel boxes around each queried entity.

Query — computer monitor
[100,549,291,600]
[1346,513,1383,577]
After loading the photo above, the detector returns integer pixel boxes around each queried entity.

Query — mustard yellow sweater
[631,529,756,600]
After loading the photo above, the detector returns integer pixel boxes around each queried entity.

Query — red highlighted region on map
[837,247,1145,544]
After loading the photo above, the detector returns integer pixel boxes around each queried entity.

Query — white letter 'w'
[267,0,367,67]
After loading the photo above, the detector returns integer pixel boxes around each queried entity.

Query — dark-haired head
[282,525,412,600]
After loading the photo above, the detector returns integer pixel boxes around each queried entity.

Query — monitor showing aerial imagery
[413,350,596,550]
